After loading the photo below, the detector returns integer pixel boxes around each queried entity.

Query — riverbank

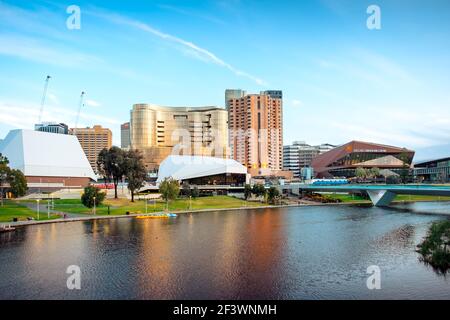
[3,198,450,228]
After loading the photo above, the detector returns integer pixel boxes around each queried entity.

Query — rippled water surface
[1,202,449,299]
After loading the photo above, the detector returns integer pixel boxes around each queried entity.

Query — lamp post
[93,196,96,215]
[36,199,40,220]
[0,172,7,207]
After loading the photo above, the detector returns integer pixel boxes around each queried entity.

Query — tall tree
[124,150,147,202]
[267,186,280,205]
[7,169,27,198]
[244,184,252,200]
[97,147,126,199]
[159,177,180,210]
[0,154,10,204]
[399,152,411,184]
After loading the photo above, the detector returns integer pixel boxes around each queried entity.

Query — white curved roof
[0,129,96,180]
[157,155,247,182]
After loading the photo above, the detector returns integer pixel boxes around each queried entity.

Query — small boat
[136,213,178,219]
[0,225,16,233]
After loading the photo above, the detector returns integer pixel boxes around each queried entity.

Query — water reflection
[1,203,450,299]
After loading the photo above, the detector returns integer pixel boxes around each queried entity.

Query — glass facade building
[312,141,415,178]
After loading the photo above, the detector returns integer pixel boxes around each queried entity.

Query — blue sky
[0,0,450,149]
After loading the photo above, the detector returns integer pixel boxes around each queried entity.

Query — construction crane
[38,75,51,124]
[74,91,86,133]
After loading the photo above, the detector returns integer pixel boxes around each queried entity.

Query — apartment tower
[228,92,283,176]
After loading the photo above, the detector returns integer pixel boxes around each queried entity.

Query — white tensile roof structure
[0,129,96,180]
[157,155,247,183]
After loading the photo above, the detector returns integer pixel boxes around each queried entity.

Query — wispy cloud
[0,99,120,131]
[158,4,226,25]
[0,34,103,68]
[88,9,267,86]
[85,99,101,107]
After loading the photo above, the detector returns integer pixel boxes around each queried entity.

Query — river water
[0,202,449,299]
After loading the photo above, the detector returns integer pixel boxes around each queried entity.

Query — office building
[414,157,450,183]
[312,140,415,178]
[0,129,96,191]
[283,141,336,179]
[130,104,228,170]
[228,92,283,177]
[71,125,112,173]
[121,122,131,149]
[35,122,69,135]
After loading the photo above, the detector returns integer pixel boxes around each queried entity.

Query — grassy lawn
[0,201,60,223]
[52,196,265,216]
[324,193,450,203]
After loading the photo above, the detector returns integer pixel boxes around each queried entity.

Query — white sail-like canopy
[157,155,247,183]
[0,129,96,180]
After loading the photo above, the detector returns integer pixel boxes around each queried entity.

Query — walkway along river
[0,202,449,299]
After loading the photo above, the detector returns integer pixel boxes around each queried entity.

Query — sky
[0,0,450,150]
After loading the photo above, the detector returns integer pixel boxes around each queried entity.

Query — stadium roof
[0,129,96,180]
[157,155,247,183]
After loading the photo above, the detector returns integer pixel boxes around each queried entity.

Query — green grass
[324,193,450,203]
[0,201,60,222]
[52,196,265,216]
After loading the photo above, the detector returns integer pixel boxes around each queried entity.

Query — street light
[36,199,40,220]
[0,172,7,207]
[93,196,96,215]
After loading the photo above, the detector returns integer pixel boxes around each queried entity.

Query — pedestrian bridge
[283,184,450,207]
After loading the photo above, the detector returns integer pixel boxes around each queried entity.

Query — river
[0,202,449,299]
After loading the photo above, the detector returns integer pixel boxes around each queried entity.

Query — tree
[267,186,280,205]
[0,154,9,205]
[244,184,252,200]
[7,169,27,198]
[97,147,126,199]
[252,184,267,200]
[124,150,147,202]
[191,186,200,199]
[399,152,411,184]
[159,177,180,210]
[182,182,191,197]
[355,167,367,180]
[81,185,106,210]
[369,167,380,179]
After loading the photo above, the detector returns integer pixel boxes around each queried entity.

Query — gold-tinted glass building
[228,93,283,177]
[130,104,228,170]
[71,125,112,173]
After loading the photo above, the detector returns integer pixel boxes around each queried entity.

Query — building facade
[283,141,336,179]
[414,157,450,183]
[0,130,96,192]
[225,89,246,109]
[71,125,112,173]
[130,104,228,171]
[35,122,69,135]
[311,141,415,178]
[121,122,131,149]
[228,92,283,177]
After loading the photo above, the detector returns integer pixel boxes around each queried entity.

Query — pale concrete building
[130,104,229,171]
[71,125,112,173]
